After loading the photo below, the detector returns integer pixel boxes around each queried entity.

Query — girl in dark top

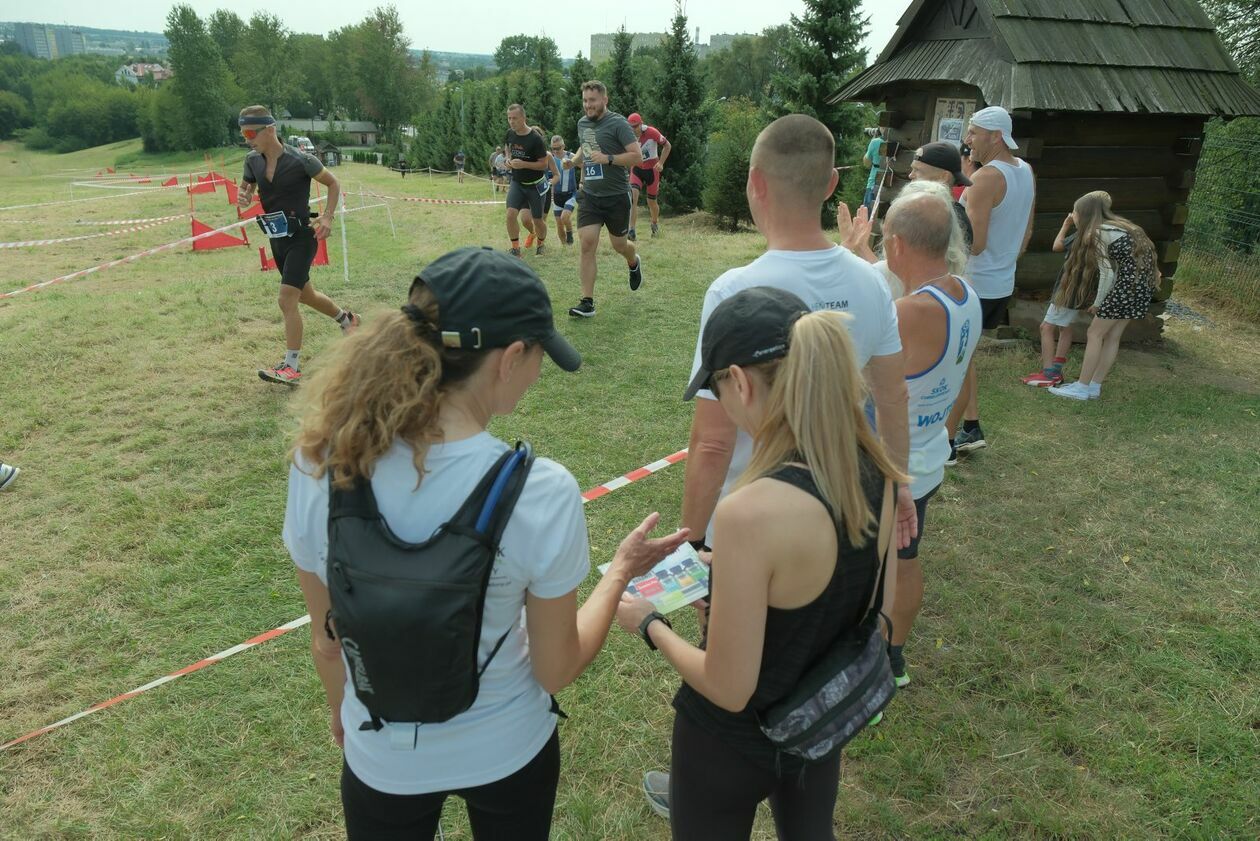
[616,286,903,840]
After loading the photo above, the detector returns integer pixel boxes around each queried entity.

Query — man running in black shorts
[237,105,358,387]
[503,104,549,257]
[627,112,670,241]
[566,80,643,318]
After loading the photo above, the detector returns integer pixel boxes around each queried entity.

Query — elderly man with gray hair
[878,186,982,690]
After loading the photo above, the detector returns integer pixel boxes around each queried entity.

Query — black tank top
[672,456,885,773]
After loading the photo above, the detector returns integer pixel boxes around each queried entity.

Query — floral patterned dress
[1097,231,1155,320]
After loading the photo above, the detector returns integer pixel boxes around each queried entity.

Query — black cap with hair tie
[401,304,441,342]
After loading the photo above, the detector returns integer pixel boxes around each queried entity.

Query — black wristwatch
[638,611,671,651]
[607,153,614,165]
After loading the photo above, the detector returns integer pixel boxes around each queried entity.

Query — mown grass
[2,139,1258,840]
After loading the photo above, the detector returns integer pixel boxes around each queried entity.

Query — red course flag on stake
[190,218,249,251]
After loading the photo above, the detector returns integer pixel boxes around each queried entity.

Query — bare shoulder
[718,474,831,533]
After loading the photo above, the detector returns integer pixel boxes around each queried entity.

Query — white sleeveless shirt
[907,280,983,498]
[964,157,1035,298]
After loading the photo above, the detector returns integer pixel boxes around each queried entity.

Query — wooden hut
[834,0,1260,337]
[317,142,342,167]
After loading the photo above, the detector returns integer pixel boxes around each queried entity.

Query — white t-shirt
[689,246,903,545]
[283,432,589,795]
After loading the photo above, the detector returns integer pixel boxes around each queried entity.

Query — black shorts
[980,295,1012,330]
[631,166,659,197]
[899,483,939,560]
[552,190,574,216]
[577,189,632,238]
[507,179,547,218]
[269,226,318,290]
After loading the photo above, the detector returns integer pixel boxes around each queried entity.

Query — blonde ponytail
[737,311,906,546]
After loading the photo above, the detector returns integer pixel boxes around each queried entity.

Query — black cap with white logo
[410,246,581,372]
[684,286,809,400]
[915,142,973,187]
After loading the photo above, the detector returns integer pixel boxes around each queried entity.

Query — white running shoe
[1048,381,1091,401]
[642,770,670,819]
[0,463,20,491]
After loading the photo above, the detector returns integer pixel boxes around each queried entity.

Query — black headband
[238,115,276,127]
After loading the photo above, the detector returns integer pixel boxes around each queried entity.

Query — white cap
[969,106,1018,150]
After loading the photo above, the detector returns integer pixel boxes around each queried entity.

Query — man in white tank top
[948,106,1036,457]
[880,189,982,689]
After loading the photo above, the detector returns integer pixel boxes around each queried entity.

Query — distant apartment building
[590,30,748,63]
[15,23,86,59]
[115,63,173,85]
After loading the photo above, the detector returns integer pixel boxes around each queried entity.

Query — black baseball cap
[410,246,581,371]
[684,287,809,401]
[915,142,972,187]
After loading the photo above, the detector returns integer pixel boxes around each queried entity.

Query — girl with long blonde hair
[616,286,905,840]
[1049,191,1159,400]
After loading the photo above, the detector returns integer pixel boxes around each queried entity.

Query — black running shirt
[504,129,547,185]
[243,146,324,218]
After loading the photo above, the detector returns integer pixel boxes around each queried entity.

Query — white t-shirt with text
[689,246,903,545]
[283,432,589,795]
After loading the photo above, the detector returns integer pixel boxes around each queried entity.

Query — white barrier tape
[360,190,501,206]
[0,190,169,213]
[0,217,184,249]
[74,215,189,226]
[0,449,689,751]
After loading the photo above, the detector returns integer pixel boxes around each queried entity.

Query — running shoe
[524,233,535,248]
[954,426,987,452]
[642,771,670,820]
[536,242,545,256]
[1022,370,1062,387]
[869,711,884,726]
[568,298,596,318]
[627,227,636,242]
[894,669,911,689]
[651,222,659,237]
[629,257,643,291]
[259,363,301,386]
[339,311,361,335]
[566,231,574,245]
[509,247,522,258]
[1049,381,1091,401]
[945,442,958,466]
[0,463,20,492]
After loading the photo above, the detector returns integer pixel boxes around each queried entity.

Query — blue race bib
[258,210,291,238]
[583,163,605,181]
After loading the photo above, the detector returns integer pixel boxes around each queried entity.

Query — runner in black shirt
[503,104,550,257]
[237,105,358,387]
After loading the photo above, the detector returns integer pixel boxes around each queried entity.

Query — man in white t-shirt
[681,114,916,553]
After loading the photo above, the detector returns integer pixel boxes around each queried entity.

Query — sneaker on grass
[1022,370,1062,387]
[629,257,643,291]
[642,771,670,820]
[1049,381,1091,401]
[954,425,986,452]
[535,242,545,257]
[338,311,361,335]
[568,298,596,318]
[259,363,301,386]
[509,247,522,258]
[566,230,574,245]
[651,221,659,237]
[945,441,959,466]
[0,463,20,492]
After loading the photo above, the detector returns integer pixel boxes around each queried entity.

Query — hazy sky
[9,0,913,59]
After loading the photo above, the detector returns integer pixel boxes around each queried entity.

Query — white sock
[285,349,300,370]
[334,308,347,323]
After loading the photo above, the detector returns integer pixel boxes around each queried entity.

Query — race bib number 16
[584,162,605,181]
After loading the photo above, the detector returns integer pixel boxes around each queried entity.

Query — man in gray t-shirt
[563,80,643,318]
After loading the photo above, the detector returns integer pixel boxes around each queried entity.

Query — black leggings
[670,712,842,841]
[340,728,560,841]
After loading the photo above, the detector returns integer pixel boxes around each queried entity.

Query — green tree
[164,4,234,149]
[558,52,595,147]
[1202,1,1259,81]
[207,10,246,69]
[494,35,558,74]
[235,13,296,113]
[530,38,561,132]
[0,90,32,139]
[771,0,869,225]
[652,3,711,212]
[702,26,792,106]
[341,7,434,141]
[703,99,768,231]
[607,26,638,114]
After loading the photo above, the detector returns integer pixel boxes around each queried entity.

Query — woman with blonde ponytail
[283,247,687,840]
[617,286,905,841]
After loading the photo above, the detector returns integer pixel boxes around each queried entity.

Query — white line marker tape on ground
[0,449,688,751]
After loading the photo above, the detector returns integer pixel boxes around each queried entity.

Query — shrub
[702,100,766,232]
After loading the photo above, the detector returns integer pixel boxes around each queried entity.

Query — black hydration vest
[326,442,534,731]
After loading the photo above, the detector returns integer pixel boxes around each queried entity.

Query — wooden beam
[1175,137,1203,156]
[1027,211,1175,250]
[1034,146,1186,179]
[878,110,907,129]
[1166,169,1196,190]
[1166,204,1189,225]
[1014,138,1044,160]
[1035,178,1177,211]
[1029,115,1207,148]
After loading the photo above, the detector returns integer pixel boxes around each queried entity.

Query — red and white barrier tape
[0,190,165,213]
[360,190,501,206]
[0,216,183,249]
[0,448,689,751]
[75,215,190,226]
[1,200,377,300]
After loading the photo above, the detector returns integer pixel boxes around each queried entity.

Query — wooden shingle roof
[835,0,1260,116]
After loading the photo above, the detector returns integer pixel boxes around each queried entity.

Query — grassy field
[1,138,1257,840]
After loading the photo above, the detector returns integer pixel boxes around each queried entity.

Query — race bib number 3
[583,163,605,181]
[258,210,291,239]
